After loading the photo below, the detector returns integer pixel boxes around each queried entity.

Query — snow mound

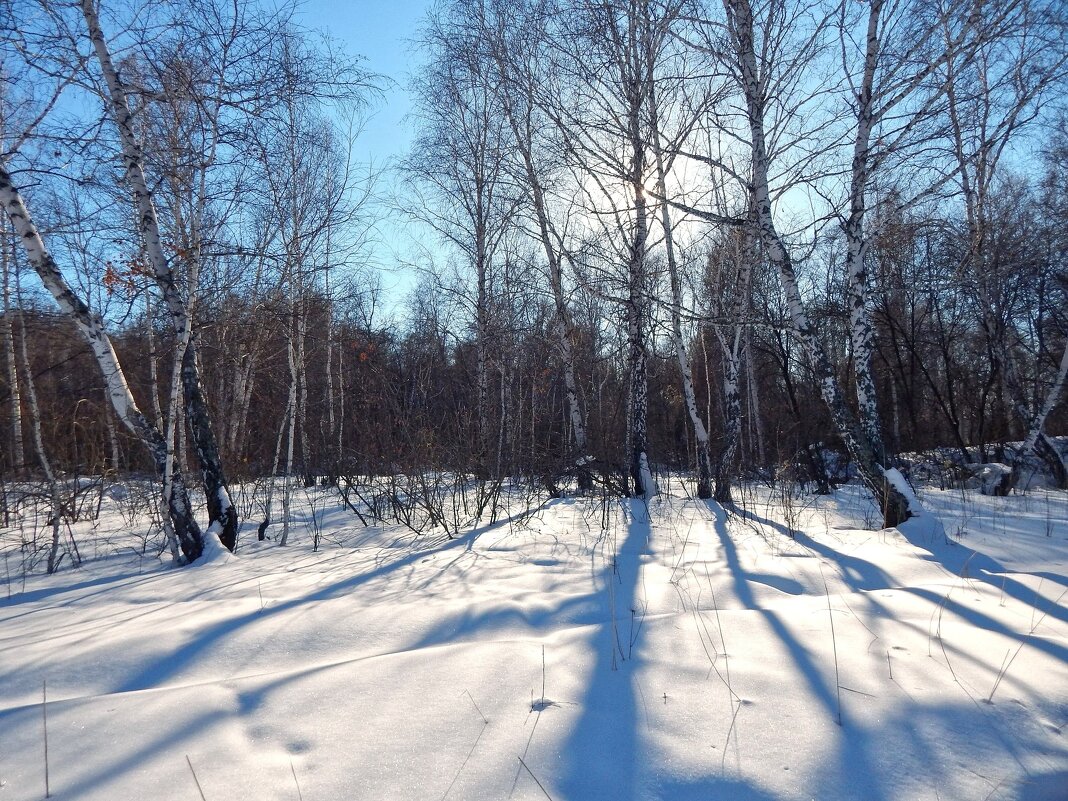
[192,522,236,566]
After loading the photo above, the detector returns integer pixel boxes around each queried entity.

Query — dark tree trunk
[182,342,238,550]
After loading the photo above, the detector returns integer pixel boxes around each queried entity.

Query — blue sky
[296,0,435,310]
[298,0,431,168]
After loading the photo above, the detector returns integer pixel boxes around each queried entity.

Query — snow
[193,521,235,567]
[1,479,1066,800]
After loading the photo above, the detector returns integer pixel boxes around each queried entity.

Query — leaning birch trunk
[0,163,204,561]
[648,84,712,499]
[525,175,586,455]
[724,0,910,527]
[163,307,195,561]
[1,218,24,472]
[81,0,237,551]
[1010,339,1068,489]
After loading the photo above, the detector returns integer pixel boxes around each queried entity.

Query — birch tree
[1,217,23,473]
[0,162,205,561]
[80,0,238,549]
[479,0,593,481]
[718,0,913,525]
[406,1,519,479]
[644,0,717,498]
[547,0,675,497]
[937,0,1067,478]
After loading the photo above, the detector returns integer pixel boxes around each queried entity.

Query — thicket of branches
[1,0,1066,565]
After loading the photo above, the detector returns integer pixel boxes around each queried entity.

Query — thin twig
[42,679,50,799]
[819,564,843,726]
[186,755,207,801]
[517,756,556,801]
[290,758,304,801]
[462,690,489,724]
[541,644,546,702]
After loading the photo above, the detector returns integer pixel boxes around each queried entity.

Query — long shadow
[707,501,890,801]
[0,693,231,800]
[555,498,649,801]
[736,506,1068,665]
[897,514,1068,608]
[729,503,895,592]
[0,564,173,613]
[109,508,536,695]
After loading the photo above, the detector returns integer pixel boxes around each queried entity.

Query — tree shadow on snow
[706,501,891,801]
[734,505,1068,667]
[554,497,648,801]
[110,506,539,695]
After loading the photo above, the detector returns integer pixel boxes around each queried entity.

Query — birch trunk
[81,0,237,550]
[626,152,653,498]
[279,307,299,546]
[491,49,590,473]
[649,82,712,498]
[1010,339,1068,488]
[745,329,766,467]
[723,0,910,526]
[519,155,586,457]
[296,305,312,486]
[712,221,757,502]
[0,162,204,561]
[475,222,491,479]
[13,268,63,572]
[843,0,887,463]
[1,218,23,472]
[715,327,744,503]
[625,11,654,498]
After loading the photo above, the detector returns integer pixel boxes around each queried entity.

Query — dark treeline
[5,180,1065,482]
[1,0,1066,566]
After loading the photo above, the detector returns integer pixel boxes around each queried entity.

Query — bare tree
[0,163,205,560]
[717,0,913,525]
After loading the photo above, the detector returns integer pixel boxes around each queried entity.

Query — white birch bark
[648,79,713,498]
[1,218,24,472]
[844,0,886,462]
[0,161,205,560]
[280,309,299,547]
[81,0,237,549]
[13,268,62,572]
[1011,339,1068,487]
[722,0,910,525]
[489,39,589,464]
[16,303,62,572]
[745,328,766,467]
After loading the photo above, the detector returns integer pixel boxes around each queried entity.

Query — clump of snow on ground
[1,477,1065,800]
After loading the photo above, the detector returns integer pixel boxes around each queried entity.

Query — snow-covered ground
[1,479,1066,800]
